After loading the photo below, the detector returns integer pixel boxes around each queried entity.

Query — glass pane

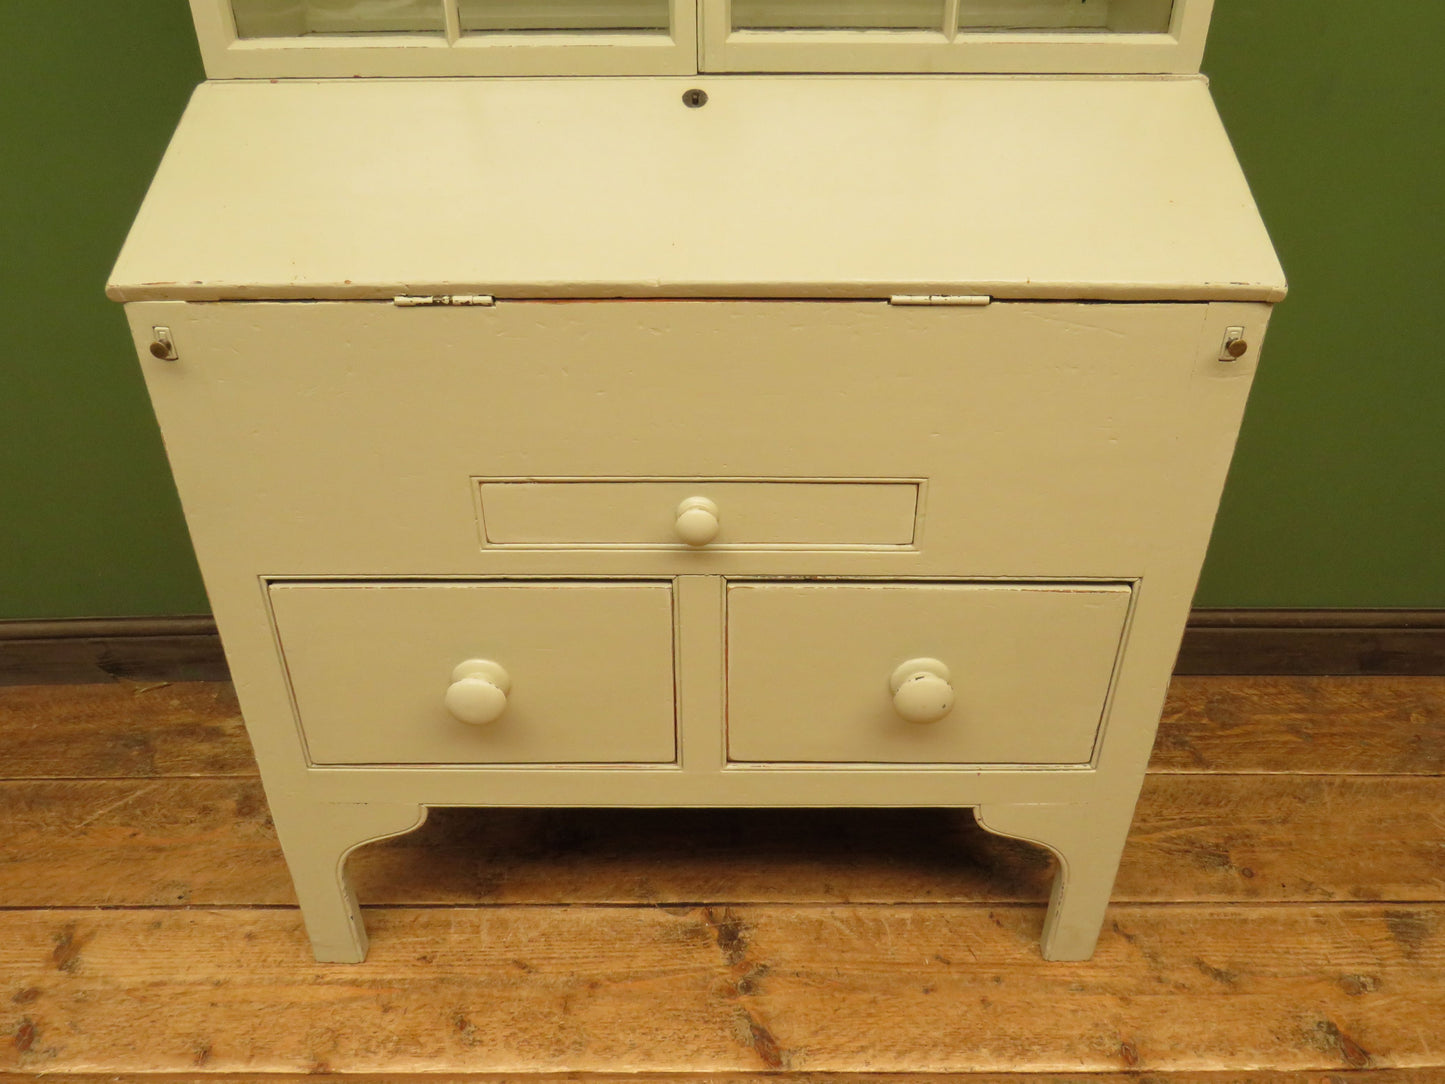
[732,0,944,31]
[458,0,669,32]
[959,0,1173,33]
[232,0,446,38]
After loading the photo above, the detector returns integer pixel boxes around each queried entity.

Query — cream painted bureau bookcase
[110,0,1284,962]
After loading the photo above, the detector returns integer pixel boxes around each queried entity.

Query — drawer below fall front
[726,580,1131,765]
[270,577,1131,770]
[269,580,679,765]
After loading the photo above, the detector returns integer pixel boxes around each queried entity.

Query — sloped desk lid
[108,75,1285,303]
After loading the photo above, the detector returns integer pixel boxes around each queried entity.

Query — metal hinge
[888,294,992,307]
[393,294,495,307]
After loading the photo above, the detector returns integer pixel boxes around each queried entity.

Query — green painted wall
[1,2,209,619]
[1,1,1441,619]
[1195,3,1445,607]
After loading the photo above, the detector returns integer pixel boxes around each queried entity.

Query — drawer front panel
[270,580,677,765]
[478,479,919,548]
[726,581,1130,764]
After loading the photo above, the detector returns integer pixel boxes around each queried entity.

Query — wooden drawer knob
[889,657,954,724]
[675,496,720,547]
[445,659,511,725]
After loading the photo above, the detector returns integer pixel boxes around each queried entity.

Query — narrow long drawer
[270,580,677,765]
[726,580,1131,765]
[477,479,920,548]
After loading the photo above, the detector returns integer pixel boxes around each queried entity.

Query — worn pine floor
[1,676,1443,1082]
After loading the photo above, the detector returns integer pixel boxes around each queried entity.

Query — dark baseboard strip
[1176,609,1445,676]
[1185,608,1445,631]
[2,610,1444,685]
[0,616,220,641]
[0,616,226,686]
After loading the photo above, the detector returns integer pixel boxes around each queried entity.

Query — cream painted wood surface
[269,581,678,765]
[478,480,920,548]
[119,295,1268,960]
[726,581,1130,764]
[112,68,1279,961]
[107,77,1284,304]
[123,299,1261,579]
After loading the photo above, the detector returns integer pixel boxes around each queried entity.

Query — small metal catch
[1219,326,1249,362]
[682,88,708,108]
[149,326,178,361]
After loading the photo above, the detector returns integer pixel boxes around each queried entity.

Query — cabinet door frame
[189,0,699,78]
[188,0,1210,78]
[699,0,1213,74]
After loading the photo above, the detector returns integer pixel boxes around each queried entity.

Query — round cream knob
[675,496,720,547]
[889,658,954,724]
[445,659,511,725]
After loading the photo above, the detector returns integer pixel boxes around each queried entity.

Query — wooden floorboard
[2,904,1442,1075]
[5,1075,1445,1084]
[1,676,1443,1078]
[1155,676,1445,774]
[0,680,251,778]
[3,775,1443,908]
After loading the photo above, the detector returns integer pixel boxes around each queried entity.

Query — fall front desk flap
[108,75,1284,304]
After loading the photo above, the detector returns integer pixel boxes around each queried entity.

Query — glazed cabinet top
[108,75,1283,304]
[194,0,1213,78]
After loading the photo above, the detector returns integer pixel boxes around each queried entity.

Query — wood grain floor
[1,676,1443,1081]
